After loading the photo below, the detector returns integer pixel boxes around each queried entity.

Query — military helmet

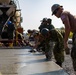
[41,28,49,36]
[33,31,39,37]
[51,4,62,15]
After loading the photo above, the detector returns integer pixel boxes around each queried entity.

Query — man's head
[47,18,52,25]
[42,18,47,22]
[51,4,63,17]
[33,31,39,38]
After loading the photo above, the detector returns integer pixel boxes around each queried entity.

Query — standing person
[47,18,55,30]
[7,21,15,40]
[39,18,47,32]
[51,4,76,74]
[39,18,55,32]
[41,28,64,67]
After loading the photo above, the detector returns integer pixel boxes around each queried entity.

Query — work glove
[65,47,70,55]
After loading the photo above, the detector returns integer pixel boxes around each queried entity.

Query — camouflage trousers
[43,41,54,60]
[45,50,52,60]
[71,32,76,71]
[42,41,64,63]
[53,43,64,64]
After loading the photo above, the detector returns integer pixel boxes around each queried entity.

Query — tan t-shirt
[60,11,76,32]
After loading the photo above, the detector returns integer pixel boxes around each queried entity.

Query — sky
[18,0,76,32]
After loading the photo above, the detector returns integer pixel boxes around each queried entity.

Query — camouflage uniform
[43,29,64,66]
[71,33,76,71]
[43,39,54,60]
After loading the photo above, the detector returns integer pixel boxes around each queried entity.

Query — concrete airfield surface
[0,47,69,75]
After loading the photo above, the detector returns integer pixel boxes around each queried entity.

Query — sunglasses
[53,8,59,15]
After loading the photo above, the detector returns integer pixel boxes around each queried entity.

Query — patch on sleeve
[61,15,66,20]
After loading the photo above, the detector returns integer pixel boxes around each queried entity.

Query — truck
[0,0,24,48]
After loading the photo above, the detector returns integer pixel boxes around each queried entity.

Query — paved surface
[0,47,69,75]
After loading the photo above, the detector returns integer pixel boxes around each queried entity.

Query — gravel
[62,44,75,75]
[63,43,75,75]
[62,53,75,75]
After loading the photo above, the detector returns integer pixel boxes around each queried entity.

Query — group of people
[29,17,64,67]
[28,4,76,74]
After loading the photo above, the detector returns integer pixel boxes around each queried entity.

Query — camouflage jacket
[44,29,64,50]
[49,29,64,49]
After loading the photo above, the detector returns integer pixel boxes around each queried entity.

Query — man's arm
[63,18,70,48]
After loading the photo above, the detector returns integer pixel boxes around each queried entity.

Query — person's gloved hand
[65,47,70,55]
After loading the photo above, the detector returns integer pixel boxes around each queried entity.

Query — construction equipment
[0,0,23,47]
